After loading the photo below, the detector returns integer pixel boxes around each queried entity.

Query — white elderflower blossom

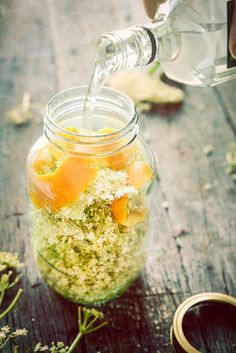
[91,168,136,201]
[1,326,10,334]
[30,160,151,303]
[0,331,6,340]
[34,343,49,351]
[0,252,24,271]
[13,328,28,336]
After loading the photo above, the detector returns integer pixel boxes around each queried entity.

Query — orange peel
[126,161,153,188]
[111,195,128,225]
[97,127,129,170]
[111,195,147,227]
[29,150,98,212]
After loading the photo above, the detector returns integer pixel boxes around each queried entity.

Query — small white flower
[13,328,28,336]
[56,342,65,348]
[0,332,6,339]
[87,196,94,205]
[115,186,137,198]
[91,168,131,201]
[34,343,49,352]
[1,325,10,334]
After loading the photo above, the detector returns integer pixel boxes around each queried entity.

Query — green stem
[0,291,5,307]
[84,315,99,331]
[0,333,14,349]
[14,346,20,353]
[8,274,23,289]
[148,61,160,76]
[82,311,89,329]
[67,332,83,353]
[78,306,82,329]
[0,288,23,320]
[86,321,108,334]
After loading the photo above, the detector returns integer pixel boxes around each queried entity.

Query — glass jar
[27,86,155,304]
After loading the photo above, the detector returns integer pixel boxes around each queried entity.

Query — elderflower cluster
[91,168,137,201]
[0,252,24,272]
[30,164,151,304]
[34,341,69,352]
[0,326,10,340]
[58,168,137,220]
[12,328,28,337]
[0,326,27,349]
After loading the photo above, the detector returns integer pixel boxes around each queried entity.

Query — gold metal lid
[170,292,236,353]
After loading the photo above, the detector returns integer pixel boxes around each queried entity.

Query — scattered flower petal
[203,145,213,156]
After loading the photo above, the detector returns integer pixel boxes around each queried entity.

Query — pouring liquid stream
[83,61,110,130]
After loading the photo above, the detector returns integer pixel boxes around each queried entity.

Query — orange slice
[126,161,153,188]
[111,161,152,226]
[106,152,127,171]
[97,127,128,170]
[111,195,147,227]
[111,195,128,224]
[122,209,147,227]
[29,153,98,212]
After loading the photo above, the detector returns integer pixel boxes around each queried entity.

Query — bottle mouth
[44,85,138,156]
[97,35,117,71]
[97,33,128,72]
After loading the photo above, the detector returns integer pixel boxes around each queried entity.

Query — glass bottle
[27,86,155,304]
[97,0,236,87]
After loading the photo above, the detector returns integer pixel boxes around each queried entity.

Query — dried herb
[0,326,27,350]
[0,252,23,320]
[203,145,213,156]
[5,93,43,126]
[68,307,107,353]
[0,252,108,353]
[34,307,107,353]
[108,69,184,110]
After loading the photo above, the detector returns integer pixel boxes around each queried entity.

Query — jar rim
[45,85,138,141]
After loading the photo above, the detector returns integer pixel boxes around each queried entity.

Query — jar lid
[170,292,236,353]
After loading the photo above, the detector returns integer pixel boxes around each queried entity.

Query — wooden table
[0,1,235,352]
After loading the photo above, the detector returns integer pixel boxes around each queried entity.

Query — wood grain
[0,0,235,352]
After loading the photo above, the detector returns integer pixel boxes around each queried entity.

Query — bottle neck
[97,15,180,72]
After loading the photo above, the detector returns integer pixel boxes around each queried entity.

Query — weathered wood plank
[215,81,236,133]
[143,86,236,295]
[84,293,181,353]
[0,1,61,352]
[0,0,56,275]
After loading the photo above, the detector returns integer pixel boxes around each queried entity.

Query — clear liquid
[83,62,109,128]
[161,23,231,86]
